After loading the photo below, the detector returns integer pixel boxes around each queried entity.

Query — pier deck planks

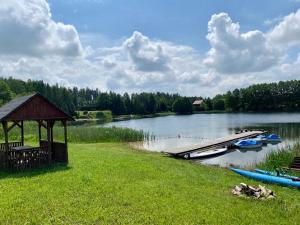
[165,131,266,156]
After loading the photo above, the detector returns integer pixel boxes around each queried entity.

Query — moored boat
[253,135,268,143]
[231,167,300,188]
[237,147,262,153]
[183,147,227,159]
[266,134,281,142]
[234,139,263,149]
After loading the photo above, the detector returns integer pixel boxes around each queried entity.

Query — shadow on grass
[0,163,71,180]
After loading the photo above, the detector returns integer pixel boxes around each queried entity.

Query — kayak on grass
[254,168,299,180]
[230,167,300,188]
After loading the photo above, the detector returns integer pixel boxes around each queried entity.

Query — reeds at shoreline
[257,142,300,173]
[0,122,148,143]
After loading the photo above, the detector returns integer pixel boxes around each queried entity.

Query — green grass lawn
[0,143,299,224]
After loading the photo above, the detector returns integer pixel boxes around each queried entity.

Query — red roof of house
[192,99,204,105]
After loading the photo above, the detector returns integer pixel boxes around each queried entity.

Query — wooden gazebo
[0,93,73,171]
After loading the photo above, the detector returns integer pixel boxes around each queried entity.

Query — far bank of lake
[102,113,300,167]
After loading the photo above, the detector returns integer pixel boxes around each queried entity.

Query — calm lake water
[103,113,300,167]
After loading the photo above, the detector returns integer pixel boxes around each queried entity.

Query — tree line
[0,77,195,115]
[1,77,300,116]
[207,80,300,112]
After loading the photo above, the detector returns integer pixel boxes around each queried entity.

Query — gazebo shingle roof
[0,94,35,121]
[0,93,73,121]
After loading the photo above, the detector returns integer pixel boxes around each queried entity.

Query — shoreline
[74,110,300,126]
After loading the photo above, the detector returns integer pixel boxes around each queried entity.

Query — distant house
[193,99,204,107]
[192,99,205,111]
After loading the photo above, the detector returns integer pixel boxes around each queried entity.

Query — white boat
[183,147,227,159]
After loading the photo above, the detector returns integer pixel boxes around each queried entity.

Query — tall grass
[257,142,300,173]
[65,126,146,143]
[0,122,146,143]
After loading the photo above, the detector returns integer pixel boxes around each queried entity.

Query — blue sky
[49,0,300,52]
[1,0,300,96]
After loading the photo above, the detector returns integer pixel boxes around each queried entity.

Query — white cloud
[98,32,213,94]
[123,31,170,72]
[0,56,105,89]
[0,0,300,97]
[204,13,280,74]
[0,0,83,57]
[269,9,300,48]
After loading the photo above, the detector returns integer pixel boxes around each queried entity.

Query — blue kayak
[230,167,300,188]
[254,169,299,180]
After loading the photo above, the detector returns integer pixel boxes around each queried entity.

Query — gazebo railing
[7,146,49,171]
[0,142,23,169]
[0,142,49,171]
[0,141,23,151]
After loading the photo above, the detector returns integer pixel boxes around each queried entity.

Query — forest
[1,77,300,116]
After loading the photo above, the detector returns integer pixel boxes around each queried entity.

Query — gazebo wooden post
[62,120,68,163]
[50,121,55,161]
[50,121,55,145]
[20,120,24,146]
[46,120,52,163]
[1,121,9,169]
[38,120,42,145]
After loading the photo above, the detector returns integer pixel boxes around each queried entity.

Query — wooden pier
[165,130,266,156]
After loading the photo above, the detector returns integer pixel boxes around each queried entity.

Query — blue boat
[231,167,300,188]
[266,134,281,142]
[234,139,263,149]
[254,169,298,180]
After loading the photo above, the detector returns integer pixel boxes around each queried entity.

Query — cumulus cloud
[123,31,170,72]
[269,9,300,48]
[99,32,212,94]
[0,0,300,97]
[204,13,280,74]
[0,0,83,57]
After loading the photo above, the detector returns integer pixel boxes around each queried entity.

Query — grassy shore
[0,122,299,224]
[0,143,300,224]
[77,110,113,122]
[257,142,300,176]
[76,110,176,123]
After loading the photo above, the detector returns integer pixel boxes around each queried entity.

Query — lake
[103,113,300,167]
